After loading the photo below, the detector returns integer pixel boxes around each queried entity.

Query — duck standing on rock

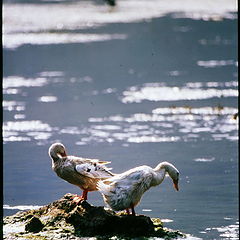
[97,161,179,215]
[49,143,114,202]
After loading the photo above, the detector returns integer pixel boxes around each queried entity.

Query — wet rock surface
[3,193,186,239]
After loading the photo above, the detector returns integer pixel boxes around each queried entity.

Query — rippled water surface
[3,0,238,239]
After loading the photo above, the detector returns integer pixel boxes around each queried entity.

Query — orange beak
[173,179,179,191]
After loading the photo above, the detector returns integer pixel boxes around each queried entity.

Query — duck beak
[57,151,67,159]
[173,179,179,191]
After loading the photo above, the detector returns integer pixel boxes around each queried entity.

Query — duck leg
[72,190,88,204]
[81,190,88,200]
[126,205,136,215]
[130,204,136,216]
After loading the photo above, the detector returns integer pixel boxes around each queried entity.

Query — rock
[3,193,186,240]
[25,216,44,233]
[66,201,155,237]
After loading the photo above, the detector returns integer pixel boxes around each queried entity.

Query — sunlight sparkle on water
[3,0,237,34]
[86,106,238,144]
[3,205,42,211]
[3,101,25,112]
[3,76,48,89]
[38,96,58,103]
[3,0,237,49]
[3,120,55,143]
[205,222,239,240]
[121,84,238,103]
[3,33,127,49]
[194,158,215,162]
[197,60,237,68]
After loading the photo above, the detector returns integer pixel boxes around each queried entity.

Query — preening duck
[49,143,114,202]
[97,161,179,215]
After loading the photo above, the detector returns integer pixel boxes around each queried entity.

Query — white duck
[49,143,114,202]
[97,161,179,215]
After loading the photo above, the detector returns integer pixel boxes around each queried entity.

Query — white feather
[98,162,179,212]
[75,162,112,178]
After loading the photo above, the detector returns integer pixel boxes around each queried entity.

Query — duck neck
[153,161,175,186]
[51,155,65,169]
[152,168,166,186]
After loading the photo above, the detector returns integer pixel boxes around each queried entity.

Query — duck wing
[67,155,111,165]
[104,166,152,185]
[72,157,114,179]
[98,169,153,211]
[101,167,153,195]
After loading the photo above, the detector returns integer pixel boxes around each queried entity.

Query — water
[3,0,238,239]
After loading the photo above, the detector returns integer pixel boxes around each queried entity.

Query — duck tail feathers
[97,180,111,194]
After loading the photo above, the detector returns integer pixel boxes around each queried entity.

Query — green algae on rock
[3,193,186,240]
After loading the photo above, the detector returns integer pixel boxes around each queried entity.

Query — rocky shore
[3,193,186,239]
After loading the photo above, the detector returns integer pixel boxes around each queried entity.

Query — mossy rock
[66,201,155,237]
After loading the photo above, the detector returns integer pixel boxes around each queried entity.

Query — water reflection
[3,101,25,111]
[38,96,58,102]
[194,157,215,162]
[3,73,237,145]
[205,221,239,240]
[3,0,237,49]
[3,120,56,143]
[3,75,238,145]
[3,33,127,49]
[121,82,238,103]
[3,0,237,34]
[3,76,48,89]
[5,106,234,144]
[197,60,237,68]
[198,36,233,46]
[87,106,238,143]
[3,204,42,211]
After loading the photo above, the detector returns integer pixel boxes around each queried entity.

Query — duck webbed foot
[72,190,88,204]
[72,195,84,204]
[131,206,136,216]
